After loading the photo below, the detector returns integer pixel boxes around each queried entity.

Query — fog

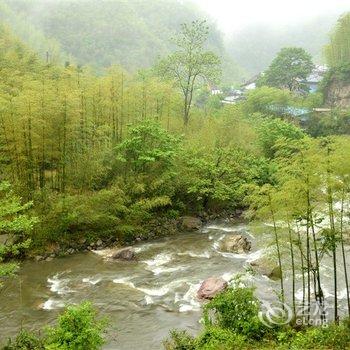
[192,0,350,33]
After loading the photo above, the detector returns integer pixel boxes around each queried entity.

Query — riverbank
[28,210,243,262]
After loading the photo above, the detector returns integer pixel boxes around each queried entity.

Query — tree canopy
[157,20,221,125]
[258,47,314,92]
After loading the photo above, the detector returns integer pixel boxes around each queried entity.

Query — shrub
[3,329,44,350]
[289,321,350,350]
[163,330,196,350]
[203,285,268,340]
[45,302,107,350]
[195,327,246,350]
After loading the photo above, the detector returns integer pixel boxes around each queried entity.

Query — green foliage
[0,262,18,284]
[2,0,232,75]
[288,321,350,350]
[0,181,37,283]
[116,120,180,174]
[2,330,45,350]
[305,109,350,137]
[258,47,314,92]
[164,285,350,350]
[3,329,44,350]
[0,181,37,234]
[179,145,270,211]
[157,20,221,124]
[244,87,294,116]
[325,13,350,68]
[4,302,107,350]
[195,327,246,350]
[45,302,107,350]
[164,328,246,350]
[38,188,127,242]
[255,117,305,158]
[203,285,267,340]
[163,330,196,350]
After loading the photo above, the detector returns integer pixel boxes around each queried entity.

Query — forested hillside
[1,0,245,83]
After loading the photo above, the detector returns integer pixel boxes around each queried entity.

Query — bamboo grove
[0,25,184,198]
[247,137,350,325]
[325,12,350,68]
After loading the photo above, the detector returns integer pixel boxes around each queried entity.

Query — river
[0,220,349,349]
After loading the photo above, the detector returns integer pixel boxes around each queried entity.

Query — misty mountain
[1,0,245,83]
[227,14,342,76]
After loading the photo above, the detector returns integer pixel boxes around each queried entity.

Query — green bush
[203,285,268,340]
[163,330,196,350]
[195,327,246,350]
[3,330,44,350]
[288,321,350,350]
[45,302,107,350]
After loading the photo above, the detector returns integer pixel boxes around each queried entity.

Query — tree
[258,47,314,93]
[115,119,180,175]
[0,181,38,284]
[157,20,221,125]
[255,116,305,158]
[325,13,350,68]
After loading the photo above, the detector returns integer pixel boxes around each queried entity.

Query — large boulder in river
[197,277,228,300]
[220,235,251,253]
[249,257,281,280]
[111,247,136,261]
[181,216,202,231]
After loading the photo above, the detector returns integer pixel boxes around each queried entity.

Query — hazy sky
[192,0,350,33]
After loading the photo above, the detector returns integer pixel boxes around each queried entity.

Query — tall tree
[325,13,350,67]
[258,47,314,93]
[158,20,221,125]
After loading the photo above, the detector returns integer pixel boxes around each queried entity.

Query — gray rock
[249,257,282,280]
[96,239,103,247]
[197,277,228,300]
[181,216,202,231]
[45,257,53,262]
[220,234,251,253]
[111,247,136,261]
[35,255,44,262]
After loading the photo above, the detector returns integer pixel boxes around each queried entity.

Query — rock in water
[181,216,202,231]
[111,247,136,261]
[197,277,228,300]
[249,257,281,280]
[220,234,251,253]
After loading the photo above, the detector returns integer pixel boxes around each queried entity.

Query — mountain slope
[1,0,245,83]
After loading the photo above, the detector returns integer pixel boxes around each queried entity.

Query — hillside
[1,0,245,83]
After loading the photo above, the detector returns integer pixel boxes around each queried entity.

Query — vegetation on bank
[164,283,350,350]
[3,302,107,350]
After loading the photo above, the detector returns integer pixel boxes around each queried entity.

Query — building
[303,65,328,93]
[221,89,245,104]
[241,74,261,91]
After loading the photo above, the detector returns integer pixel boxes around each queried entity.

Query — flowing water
[0,220,349,349]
